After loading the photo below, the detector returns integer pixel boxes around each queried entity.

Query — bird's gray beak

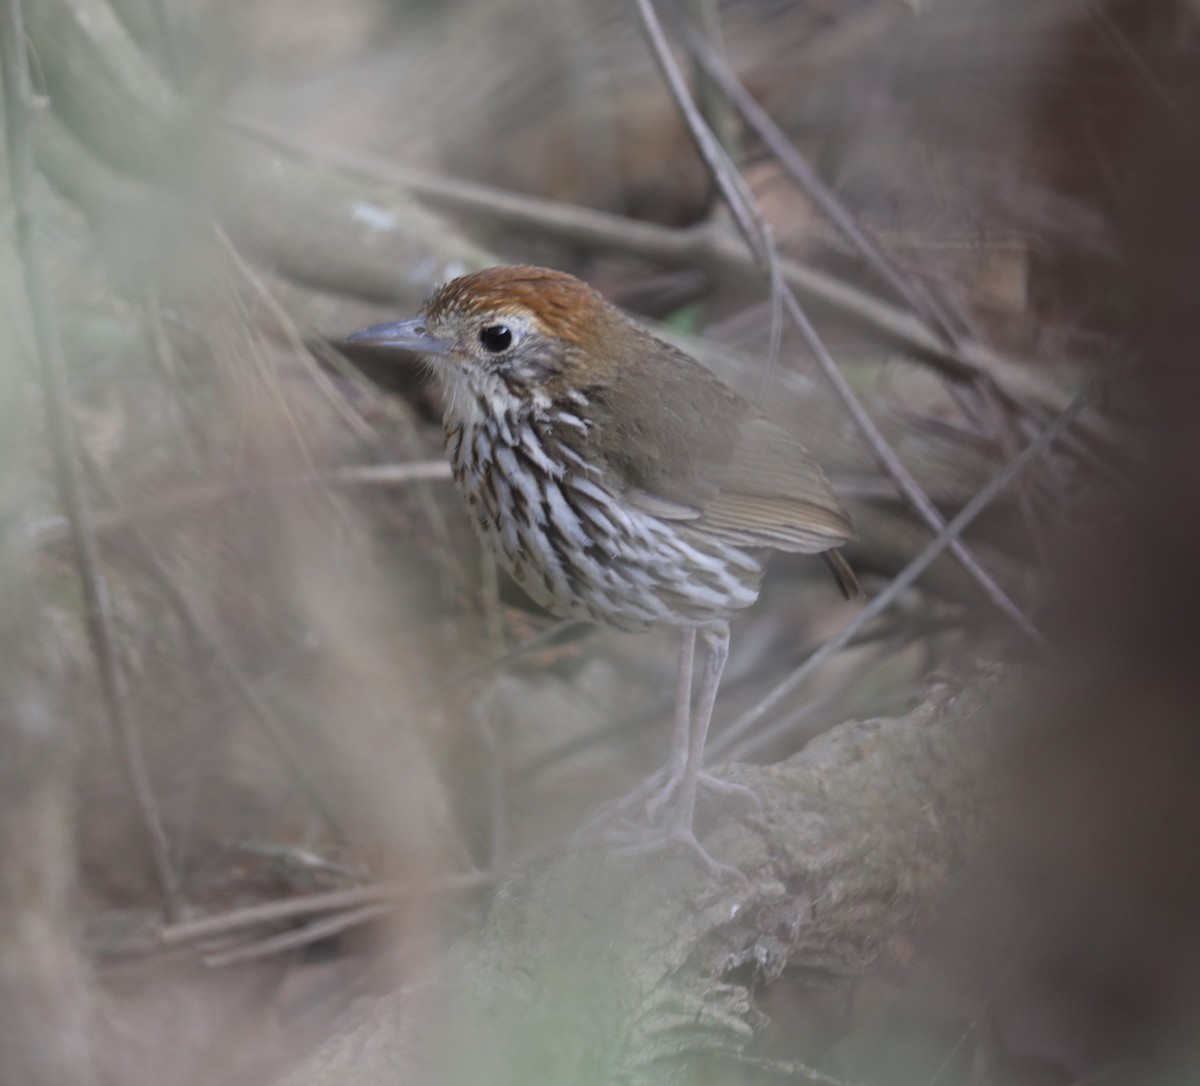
[343,318,450,356]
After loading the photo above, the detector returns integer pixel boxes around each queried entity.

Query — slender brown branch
[712,374,1097,758]
[781,291,1045,644]
[229,118,1081,425]
[633,0,1045,646]
[0,0,178,915]
[682,0,739,160]
[678,18,963,346]
[27,0,1080,427]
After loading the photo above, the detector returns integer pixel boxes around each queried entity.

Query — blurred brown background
[2,0,1200,1083]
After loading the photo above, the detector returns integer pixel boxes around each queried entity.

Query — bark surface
[281,672,1006,1086]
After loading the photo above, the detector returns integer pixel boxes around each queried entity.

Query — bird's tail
[822,550,863,600]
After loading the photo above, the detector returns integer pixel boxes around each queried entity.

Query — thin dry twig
[27,0,1083,428]
[784,286,1044,645]
[0,0,179,914]
[229,117,1079,425]
[972,378,1053,572]
[523,615,952,782]
[722,633,912,764]
[682,0,739,160]
[678,18,962,346]
[160,870,495,945]
[632,0,1045,646]
[211,224,378,447]
[201,903,392,967]
[1079,0,1192,134]
[429,618,584,703]
[711,373,1097,760]
[29,461,453,548]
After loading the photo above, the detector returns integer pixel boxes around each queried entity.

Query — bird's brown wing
[694,416,855,553]
[583,331,744,511]
[584,331,854,555]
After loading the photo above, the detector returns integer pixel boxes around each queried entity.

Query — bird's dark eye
[478,324,513,353]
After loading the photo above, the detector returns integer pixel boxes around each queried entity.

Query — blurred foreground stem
[0,0,178,914]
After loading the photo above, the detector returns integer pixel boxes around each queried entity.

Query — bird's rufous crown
[423,265,610,348]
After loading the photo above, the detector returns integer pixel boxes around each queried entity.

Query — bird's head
[345,265,625,418]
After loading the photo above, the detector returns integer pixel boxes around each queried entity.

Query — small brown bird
[347,265,857,872]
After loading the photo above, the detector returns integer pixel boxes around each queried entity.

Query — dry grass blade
[84,462,349,837]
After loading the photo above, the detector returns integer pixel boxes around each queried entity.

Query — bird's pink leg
[643,628,695,820]
[612,625,761,880]
[672,625,730,832]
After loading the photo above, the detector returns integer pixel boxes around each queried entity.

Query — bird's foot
[608,820,750,885]
[576,768,761,842]
[572,770,667,843]
[575,768,762,884]
[644,769,763,823]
